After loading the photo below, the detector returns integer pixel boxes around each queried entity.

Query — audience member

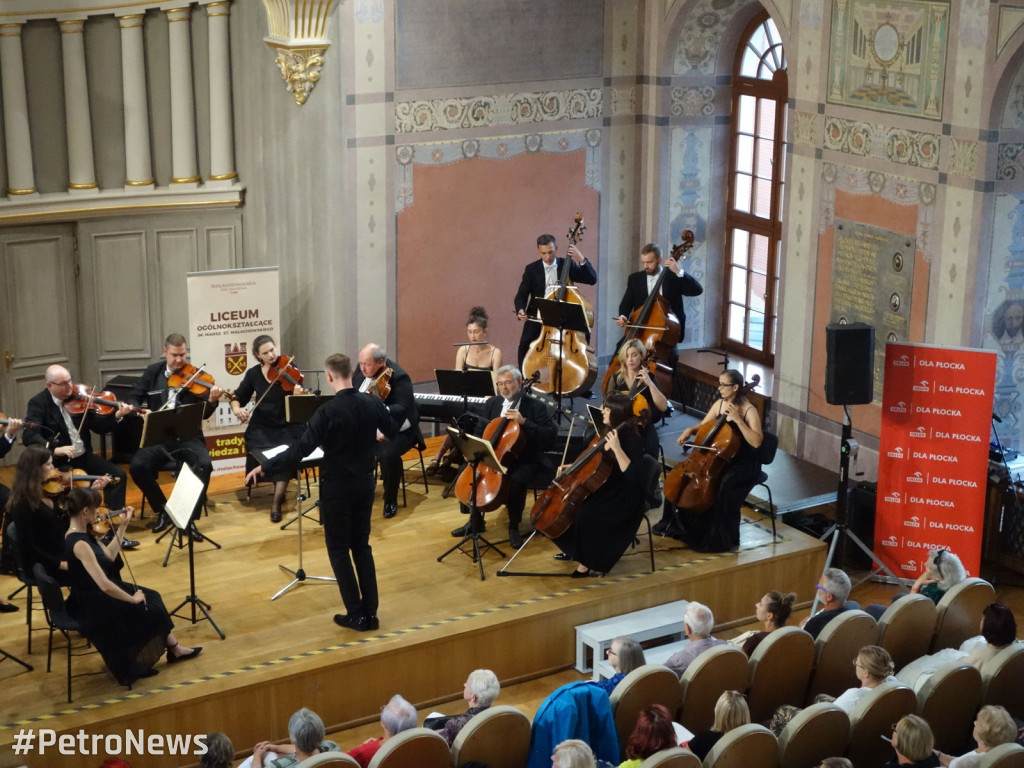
[240,708,338,768]
[619,704,677,767]
[818,759,853,768]
[686,690,749,762]
[865,548,967,620]
[427,669,500,745]
[200,732,234,768]
[552,739,596,768]
[664,602,726,676]
[730,590,797,656]
[345,694,417,767]
[883,714,940,768]
[592,637,645,695]
[801,568,853,640]
[936,705,1018,768]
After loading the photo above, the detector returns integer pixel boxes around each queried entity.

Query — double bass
[663,374,760,513]
[602,230,695,395]
[522,213,598,397]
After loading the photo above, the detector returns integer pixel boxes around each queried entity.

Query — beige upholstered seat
[610,664,684,758]
[450,704,531,768]
[747,626,816,723]
[982,643,1024,718]
[916,660,983,755]
[980,743,1024,768]
[637,746,701,768]
[678,644,749,733]
[776,702,850,768]
[366,727,449,768]
[293,753,360,768]
[806,609,878,702]
[845,680,917,768]
[877,593,937,672]
[931,577,995,652]
[702,723,778,768]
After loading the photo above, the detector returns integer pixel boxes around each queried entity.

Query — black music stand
[435,369,496,404]
[278,394,333,529]
[165,462,224,639]
[0,645,32,673]
[529,298,591,424]
[437,429,506,580]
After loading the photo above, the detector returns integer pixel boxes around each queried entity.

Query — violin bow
[250,357,296,414]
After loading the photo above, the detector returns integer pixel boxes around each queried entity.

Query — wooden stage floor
[0,468,826,768]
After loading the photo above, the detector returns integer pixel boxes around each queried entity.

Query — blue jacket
[526,681,619,768]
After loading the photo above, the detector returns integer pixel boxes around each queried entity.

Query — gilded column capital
[166,7,191,23]
[272,46,326,106]
[261,0,339,106]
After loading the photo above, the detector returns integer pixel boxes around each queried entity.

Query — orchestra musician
[229,334,307,523]
[427,306,503,479]
[125,333,223,536]
[0,416,23,612]
[615,242,703,345]
[602,339,670,457]
[352,344,421,520]
[451,365,555,549]
[552,392,646,577]
[514,233,596,370]
[64,486,201,687]
[245,354,392,632]
[658,369,763,552]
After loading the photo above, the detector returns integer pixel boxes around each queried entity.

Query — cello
[452,371,540,512]
[522,213,598,397]
[601,230,695,395]
[663,373,760,513]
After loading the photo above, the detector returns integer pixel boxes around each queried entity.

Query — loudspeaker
[825,322,874,405]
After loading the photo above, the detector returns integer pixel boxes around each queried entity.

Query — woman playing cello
[664,368,762,552]
[602,338,669,456]
[230,335,307,523]
[550,392,647,577]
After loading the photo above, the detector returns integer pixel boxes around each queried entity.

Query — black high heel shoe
[166,643,203,664]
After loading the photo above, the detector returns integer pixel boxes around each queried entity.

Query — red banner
[875,342,996,577]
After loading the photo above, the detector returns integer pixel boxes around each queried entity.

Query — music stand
[529,298,591,423]
[0,646,32,673]
[278,394,333,529]
[437,429,506,580]
[166,463,224,638]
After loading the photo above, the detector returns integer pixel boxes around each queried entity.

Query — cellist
[657,369,762,552]
[614,242,703,345]
[450,365,555,549]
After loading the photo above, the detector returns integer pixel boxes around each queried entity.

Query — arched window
[723,12,787,363]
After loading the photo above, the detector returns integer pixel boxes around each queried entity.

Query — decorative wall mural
[823,116,939,168]
[827,0,949,119]
[668,126,712,343]
[672,0,747,75]
[394,89,602,133]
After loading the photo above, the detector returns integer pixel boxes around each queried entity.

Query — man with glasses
[801,567,853,639]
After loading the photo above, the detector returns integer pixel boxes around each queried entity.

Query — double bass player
[614,242,703,349]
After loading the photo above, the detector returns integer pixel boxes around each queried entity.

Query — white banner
[187,267,279,475]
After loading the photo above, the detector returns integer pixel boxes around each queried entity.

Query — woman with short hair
[884,714,940,767]
[686,690,749,761]
[592,637,645,695]
[936,705,1019,768]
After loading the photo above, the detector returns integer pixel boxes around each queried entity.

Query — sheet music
[164,463,206,530]
[261,443,324,462]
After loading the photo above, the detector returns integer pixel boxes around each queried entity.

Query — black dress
[604,371,665,457]
[64,532,172,685]
[234,366,305,482]
[10,498,70,585]
[553,429,646,573]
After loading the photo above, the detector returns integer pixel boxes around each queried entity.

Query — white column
[0,23,36,196]
[205,1,236,184]
[167,6,199,186]
[60,19,98,193]
[119,14,154,189]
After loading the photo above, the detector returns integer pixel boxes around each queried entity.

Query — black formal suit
[617,267,703,342]
[352,359,421,508]
[514,257,598,367]
[262,389,391,619]
[23,390,127,510]
[464,391,556,526]
[125,361,218,518]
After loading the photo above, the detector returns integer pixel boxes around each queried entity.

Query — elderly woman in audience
[686,690,749,761]
[345,694,418,767]
[427,668,501,745]
[552,739,597,768]
[618,704,677,767]
[935,705,1019,768]
[241,708,338,768]
[865,548,967,620]
[731,590,797,656]
[199,733,234,768]
[883,714,941,768]
[592,637,645,695]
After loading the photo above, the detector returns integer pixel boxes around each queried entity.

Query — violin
[63,385,141,417]
[167,363,226,400]
[43,468,121,497]
[530,415,640,539]
[453,371,541,512]
[89,506,127,536]
[522,213,598,397]
[601,230,695,396]
[663,374,760,513]
[366,366,393,401]
[266,355,304,392]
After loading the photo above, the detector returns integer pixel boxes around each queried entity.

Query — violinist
[126,333,223,536]
[352,344,420,520]
[229,334,307,523]
[64,486,201,687]
[615,242,703,343]
[551,392,646,577]
[602,339,670,456]
[514,233,596,370]
[23,365,131,516]
[0,416,23,611]
[658,369,762,552]
[451,365,555,549]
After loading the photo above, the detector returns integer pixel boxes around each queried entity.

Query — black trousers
[322,472,378,618]
[129,439,212,520]
[374,429,418,505]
